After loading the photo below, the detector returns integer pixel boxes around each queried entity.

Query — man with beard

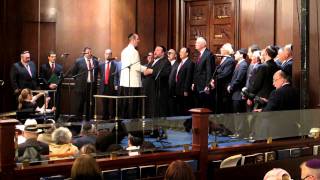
[144,46,171,117]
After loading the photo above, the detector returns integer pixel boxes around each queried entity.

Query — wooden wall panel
[110,0,136,58]
[155,0,169,48]
[137,0,155,62]
[275,0,294,46]
[239,0,275,48]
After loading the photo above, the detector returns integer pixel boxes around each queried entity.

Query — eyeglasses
[301,175,313,180]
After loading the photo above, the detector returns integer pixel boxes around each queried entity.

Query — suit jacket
[281,58,293,77]
[175,58,195,96]
[193,48,215,92]
[249,60,280,98]
[168,60,179,96]
[263,84,300,111]
[18,138,49,156]
[99,61,119,94]
[10,61,37,91]
[229,60,249,100]
[246,63,261,89]
[215,56,236,95]
[40,62,63,89]
[72,57,99,92]
[144,57,171,117]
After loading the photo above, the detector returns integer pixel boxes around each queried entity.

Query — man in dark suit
[227,48,249,113]
[281,44,293,77]
[72,47,99,121]
[40,51,63,120]
[211,43,236,114]
[99,49,119,120]
[260,70,300,111]
[10,51,38,95]
[167,49,179,116]
[192,37,215,110]
[144,46,171,117]
[248,45,280,109]
[175,47,194,115]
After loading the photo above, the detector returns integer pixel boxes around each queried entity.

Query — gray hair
[52,127,72,144]
[196,37,207,46]
[222,43,234,55]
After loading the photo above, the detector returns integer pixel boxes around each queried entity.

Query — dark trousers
[176,95,192,116]
[102,85,116,120]
[119,86,142,119]
[232,100,246,113]
[75,83,97,121]
[168,96,177,116]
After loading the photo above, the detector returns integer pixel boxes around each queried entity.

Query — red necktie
[51,63,55,72]
[197,53,201,63]
[105,62,110,85]
[176,62,183,82]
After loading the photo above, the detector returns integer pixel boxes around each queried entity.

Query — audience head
[300,159,320,180]
[263,168,291,180]
[20,51,31,64]
[18,88,32,110]
[23,119,41,139]
[83,47,92,59]
[47,50,56,63]
[42,119,56,134]
[164,160,195,180]
[104,49,112,60]
[147,51,154,63]
[179,47,190,60]
[128,134,142,147]
[128,33,140,47]
[167,49,177,61]
[80,122,95,136]
[248,44,260,60]
[220,43,234,55]
[80,144,96,155]
[273,70,289,89]
[52,127,73,145]
[71,154,102,180]
[234,48,247,61]
[195,37,207,51]
[154,45,166,59]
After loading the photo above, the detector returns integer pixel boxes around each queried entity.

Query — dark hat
[237,48,248,55]
[306,159,320,169]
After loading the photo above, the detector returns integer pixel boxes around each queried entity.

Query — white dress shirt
[120,44,146,87]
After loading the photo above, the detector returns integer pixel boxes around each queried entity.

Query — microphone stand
[113,60,141,118]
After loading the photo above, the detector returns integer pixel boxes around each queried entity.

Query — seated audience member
[255,70,299,112]
[73,122,97,149]
[164,160,195,180]
[80,144,96,155]
[37,119,56,144]
[18,88,56,113]
[126,134,142,156]
[263,168,291,180]
[49,127,79,160]
[71,154,102,180]
[18,119,49,161]
[106,144,123,152]
[300,159,320,180]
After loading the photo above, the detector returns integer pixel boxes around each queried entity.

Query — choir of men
[10,33,298,121]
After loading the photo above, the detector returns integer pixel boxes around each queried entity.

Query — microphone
[0,80,4,86]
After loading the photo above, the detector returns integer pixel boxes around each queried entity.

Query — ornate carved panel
[185,0,235,57]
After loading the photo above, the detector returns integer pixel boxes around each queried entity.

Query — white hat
[24,119,38,126]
